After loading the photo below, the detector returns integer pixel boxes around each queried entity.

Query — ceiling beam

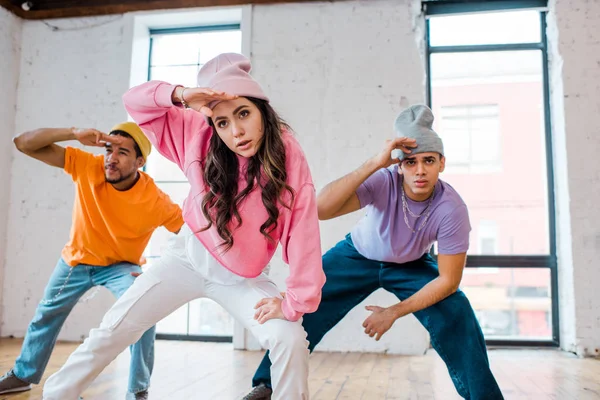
[0,0,26,18]
[1,0,343,20]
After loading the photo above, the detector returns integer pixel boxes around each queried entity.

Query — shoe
[126,389,149,400]
[0,369,32,394]
[242,383,272,400]
[136,390,149,400]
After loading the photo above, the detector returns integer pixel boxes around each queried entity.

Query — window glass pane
[431,50,549,255]
[188,299,235,336]
[144,183,190,258]
[477,220,498,255]
[150,29,241,73]
[461,268,552,340]
[150,33,203,66]
[145,151,187,182]
[430,50,541,83]
[442,129,471,165]
[480,238,496,254]
[471,117,501,165]
[440,104,501,171]
[145,29,241,337]
[155,182,190,206]
[150,65,199,88]
[429,10,541,46]
[197,30,242,63]
[145,227,174,259]
[156,303,189,335]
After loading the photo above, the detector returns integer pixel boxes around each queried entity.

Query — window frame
[424,1,558,346]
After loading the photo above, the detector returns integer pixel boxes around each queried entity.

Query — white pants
[43,229,309,400]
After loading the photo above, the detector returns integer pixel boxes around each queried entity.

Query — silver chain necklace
[401,184,435,234]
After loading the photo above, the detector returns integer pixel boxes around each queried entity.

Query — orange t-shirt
[61,147,184,267]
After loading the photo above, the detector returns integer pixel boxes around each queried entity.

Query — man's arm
[14,128,74,168]
[13,127,121,168]
[362,253,466,341]
[159,196,185,235]
[317,137,416,220]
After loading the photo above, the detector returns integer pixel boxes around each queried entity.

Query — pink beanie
[196,53,269,109]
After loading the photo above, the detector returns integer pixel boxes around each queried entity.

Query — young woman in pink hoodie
[43,53,325,400]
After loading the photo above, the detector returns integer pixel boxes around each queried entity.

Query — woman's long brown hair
[199,97,295,252]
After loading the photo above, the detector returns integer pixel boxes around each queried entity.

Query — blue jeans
[13,258,155,394]
[252,236,503,400]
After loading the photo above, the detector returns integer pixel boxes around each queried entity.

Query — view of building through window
[429,10,553,340]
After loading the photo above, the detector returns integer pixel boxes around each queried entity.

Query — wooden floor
[1,338,599,400]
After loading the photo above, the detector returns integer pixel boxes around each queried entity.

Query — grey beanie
[394,104,444,160]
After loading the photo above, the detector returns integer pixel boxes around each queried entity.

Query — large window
[144,25,242,341]
[424,1,557,344]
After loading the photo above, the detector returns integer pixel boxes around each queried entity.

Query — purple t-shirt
[351,165,471,264]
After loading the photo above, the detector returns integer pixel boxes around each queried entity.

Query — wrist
[172,86,190,108]
[362,157,383,175]
[388,303,405,320]
[171,85,185,105]
[66,127,77,141]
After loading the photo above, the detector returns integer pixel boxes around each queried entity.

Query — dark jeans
[252,235,503,399]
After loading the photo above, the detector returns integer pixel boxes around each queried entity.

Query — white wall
[251,0,430,354]
[547,0,600,357]
[0,7,22,336]
[2,14,133,340]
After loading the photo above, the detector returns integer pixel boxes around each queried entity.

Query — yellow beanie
[109,122,152,161]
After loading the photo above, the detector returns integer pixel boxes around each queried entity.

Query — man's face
[399,152,445,201]
[104,135,144,184]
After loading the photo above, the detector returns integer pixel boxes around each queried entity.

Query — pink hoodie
[123,81,325,321]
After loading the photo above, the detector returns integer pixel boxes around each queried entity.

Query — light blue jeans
[13,258,155,394]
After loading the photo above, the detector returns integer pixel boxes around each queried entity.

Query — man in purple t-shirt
[246,105,503,400]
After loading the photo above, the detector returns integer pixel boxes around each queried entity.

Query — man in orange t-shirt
[0,122,183,400]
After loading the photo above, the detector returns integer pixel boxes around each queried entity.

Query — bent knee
[262,320,308,351]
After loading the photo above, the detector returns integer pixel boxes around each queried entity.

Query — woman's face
[211,97,264,158]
